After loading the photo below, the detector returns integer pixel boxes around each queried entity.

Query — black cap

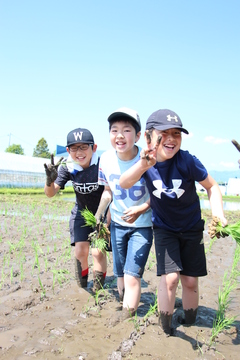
[146,109,189,134]
[66,128,94,147]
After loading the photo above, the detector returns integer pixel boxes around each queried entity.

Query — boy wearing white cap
[95,107,153,324]
[120,109,227,334]
[44,128,108,293]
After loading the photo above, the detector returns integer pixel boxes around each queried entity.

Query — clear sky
[0,0,239,171]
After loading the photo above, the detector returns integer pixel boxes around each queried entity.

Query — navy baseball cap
[146,109,189,134]
[66,128,94,147]
[107,107,141,132]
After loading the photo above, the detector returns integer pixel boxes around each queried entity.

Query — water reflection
[200,199,240,211]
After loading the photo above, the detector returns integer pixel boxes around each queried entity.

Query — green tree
[5,144,25,155]
[33,138,51,159]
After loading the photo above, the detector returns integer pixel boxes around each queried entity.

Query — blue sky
[0,0,239,172]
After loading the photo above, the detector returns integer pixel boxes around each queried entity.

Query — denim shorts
[110,221,153,278]
[153,219,207,277]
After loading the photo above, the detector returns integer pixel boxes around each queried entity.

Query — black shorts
[69,207,112,251]
[153,219,207,277]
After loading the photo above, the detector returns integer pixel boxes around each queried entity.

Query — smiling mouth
[164,144,175,150]
[116,142,125,146]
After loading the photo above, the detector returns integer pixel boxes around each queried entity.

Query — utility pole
[8,133,12,147]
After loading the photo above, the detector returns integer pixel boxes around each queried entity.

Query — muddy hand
[231,139,240,168]
[208,216,227,239]
[44,154,64,186]
[232,139,240,152]
[140,134,162,162]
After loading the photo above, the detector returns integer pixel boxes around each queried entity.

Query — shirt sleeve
[55,163,71,189]
[98,155,109,187]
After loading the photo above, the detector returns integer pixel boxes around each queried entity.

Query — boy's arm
[199,174,227,226]
[44,182,61,197]
[122,199,150,224]
[95,186,112,223]
[119,159,151,189]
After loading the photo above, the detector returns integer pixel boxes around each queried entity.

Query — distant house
[196,178,239,196]
[227,178,240,196]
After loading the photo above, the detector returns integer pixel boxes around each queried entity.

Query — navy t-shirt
[55,158,104,219]
[143,150,208,232]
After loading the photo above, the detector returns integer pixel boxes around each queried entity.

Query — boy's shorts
[110,221,153,278]
[153,219,207,277]
[69,207,112,251]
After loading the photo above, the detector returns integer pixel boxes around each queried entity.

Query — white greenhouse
[0,152,57,188]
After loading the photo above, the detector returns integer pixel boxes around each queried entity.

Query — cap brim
[146,124,189,134]
[66,141,94,147]
[108,112,135,122]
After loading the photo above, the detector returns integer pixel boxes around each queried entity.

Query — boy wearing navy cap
[44,128,107,293]
[120,109,227,334]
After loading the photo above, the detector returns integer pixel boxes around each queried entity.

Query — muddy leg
[184,308,198,324]
[75,258,88,288]
[158,311,173,335]
[92,270,105,294]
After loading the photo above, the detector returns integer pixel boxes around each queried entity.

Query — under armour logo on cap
[146,109,189,134]
[66,128,94,147]
[166,115,179,123]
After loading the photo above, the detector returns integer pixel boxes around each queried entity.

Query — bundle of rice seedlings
[208,216,240,244]
[81,208,110,252]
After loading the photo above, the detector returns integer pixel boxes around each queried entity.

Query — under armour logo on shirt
[73,132,83,141]
[152,179,185,199]
[166,115,179,123]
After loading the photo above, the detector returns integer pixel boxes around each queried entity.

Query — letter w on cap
[73,132,83,141]
[166,115,179,123]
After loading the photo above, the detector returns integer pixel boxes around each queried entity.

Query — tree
[5,144,24,155]
[33,138,51,159]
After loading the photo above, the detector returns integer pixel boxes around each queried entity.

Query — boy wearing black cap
[95,107,153,324]
[44,128,107,293]
[120,109,227,334]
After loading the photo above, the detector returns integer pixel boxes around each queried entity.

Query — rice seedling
[209,315,237,346]
[51,260,70,290]
[146,251,156,270]
[208,217,240,243]
[7,240,16,254]
[209,244,240,347]
[10,266,13,284]
[0,269,7,290]
[44,256,49,271]
[38,275,46,300]
[81,208,110,253]
[143,290,158,322]
[20,261,24,281]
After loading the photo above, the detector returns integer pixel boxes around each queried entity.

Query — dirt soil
[0,194,240,360]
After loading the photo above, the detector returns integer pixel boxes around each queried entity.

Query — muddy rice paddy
[0,194,240,359]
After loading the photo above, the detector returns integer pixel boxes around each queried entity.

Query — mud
[0,195,240,359]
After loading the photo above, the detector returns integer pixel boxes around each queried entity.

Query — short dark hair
[109,118,141,134]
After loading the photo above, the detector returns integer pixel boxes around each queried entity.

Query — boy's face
[146,128,182,162]
[110,121,140,156]
[67,143,97,169]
